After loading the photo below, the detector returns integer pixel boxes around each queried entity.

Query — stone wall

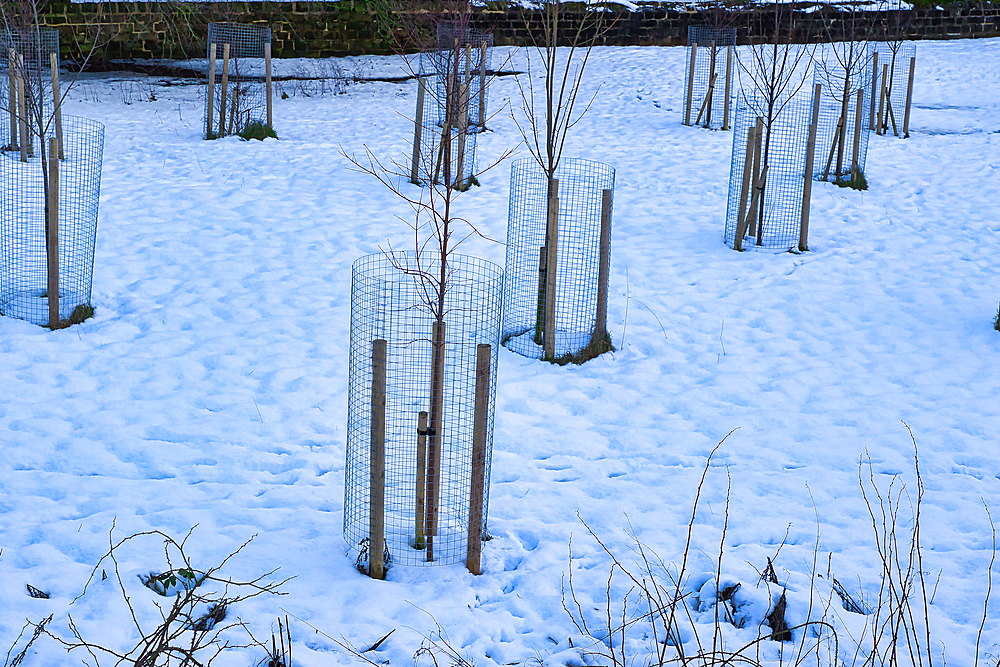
[31,1,1000,66]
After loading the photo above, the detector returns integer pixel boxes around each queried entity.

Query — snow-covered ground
[1,38,999,666]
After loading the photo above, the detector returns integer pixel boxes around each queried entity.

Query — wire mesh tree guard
[204,22,273,140]
[683,26,736,130]
[502,158,615,362]
[871,41,916,139]
[1,115,104,328]
[811,42,873,187]
[345,252,503,576]
[725,92,822,252]
[409,32,490,189]
[2,27,62,160]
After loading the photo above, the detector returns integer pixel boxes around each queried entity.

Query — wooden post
[734,123,756,251]
[851,88,863,178]
[50,53,63,160]
[752,164,769,247]
[454,45,472,189]
[723,45,733,131]
[369,339,388,580]
[823,117,842,182]
[684,43,697,126]
[593,189,613,346]
[902,56,915,138]
[206,43,217,139]
[8,49,17,151]
[544,180,559,360]
[414,410,428,550]
[16,55,27,163]
[410,77,426,184]
[869,51,879,131]
[219,43,230,138]
[800,83,821,252]
[876,63,888,135]
[425,320,445,562]
[835,85,849,180]
[534,246,547,346]
[695,72,717,126]
[705,41,716,127]
[477,41,487,129]
[748,117,763,237]
[265,42,272,130]
[47,139,60,328]
[466,343,491,576]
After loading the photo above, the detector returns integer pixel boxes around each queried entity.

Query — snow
[1,37,999,666]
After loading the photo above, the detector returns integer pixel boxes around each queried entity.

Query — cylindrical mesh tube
[684,26,736,130]
[872,41,916,137]
[812,42,872,184]
[204,23,271,138]
[502,158,615,360]
[725,95,812,250]
[434,26,493,132]
[0,115,104,326]
[1,27,59,128]
[345,252,502,568]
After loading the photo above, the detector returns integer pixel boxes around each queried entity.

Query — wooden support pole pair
[734,117,765,251]
[205,42,231,139]
[694,41,717,127]
[410,77,426,184]
[47,138,60,328]
[799,83,822,253]
[592,189,613,346]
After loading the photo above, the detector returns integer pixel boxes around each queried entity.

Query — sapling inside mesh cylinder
[204,22,271,139]
[434,25,493,132]
[683,26,736,130]
[812,42,872,186]
[1,27,61,156]
[871,41,917,138]
[345,252,502,571]
[502,158,615,361]
[725,95,816,251]
[0,116,104,327]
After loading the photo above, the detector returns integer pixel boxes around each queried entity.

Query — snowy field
[1,37,999,666]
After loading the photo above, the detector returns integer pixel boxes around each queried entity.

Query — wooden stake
[8,49,17,151]
[478,41,487,129]
[425,320,445,562]
[50,53,63,160]
[684,43,697,126]
[734,123,756,251]
[851,88,863,178]
[823,117,842,182]
[544,180,559,360]
[369,339,388,580]
[415,410,428,550]
[902,56,915,138]
[47,139,60,328]
[219,43,230,138]
[752,165,769,247]
[748,116,763,238]
[534,246,546,346]
[886,94,899,137]
[466,344,491,576]
[16,55,27,163]
[705,41,716,127]
[265,42,272,130]
[454,45,472,189]
[593,189,613,346]
[876,63,888,135]
[835,84,849,179]
[410,77,426,184]
[206,43,217,139]
[869,51,878,131]
[695,72,717,127]
[723,45,733,130]
[800,83,821,252]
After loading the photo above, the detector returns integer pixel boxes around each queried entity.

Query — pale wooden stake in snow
[902,56,915,138]
[454,45,472,188]
[478,41,487,129]
[723,45,733,130]
[414,410,428,549]
[748,116,763,238]
[544,180,559,359]
[800,83,822,252]
[876,62,888,135]
[425,320,445,562]
[8,49,17,151]
[17,54,27,162]
[368,339,387,579]
[466,343,491,575]
[206,43,217,139]
[265,42,272,130]
[219,43,230,138]
[705,40,716,126]
[47,138,60,328]
[50,53,63,159]
[869,51,879,131]
[411,77,426,184]
[851,88,863,178]
[684,43,697,126]
[593,189,613,345]
[695,72,717,126]
[734,123,756,251]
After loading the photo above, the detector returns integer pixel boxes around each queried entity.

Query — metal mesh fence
[1,27,59,137]
[204,22,271,138]
[725,94,814,251]
[430,26,493,132]
[0,115,104,327]
[812,42,872,184]
[871,41,917,138]
[683,26,736,130]
[502,158,615,360]
[345,252,503,569]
